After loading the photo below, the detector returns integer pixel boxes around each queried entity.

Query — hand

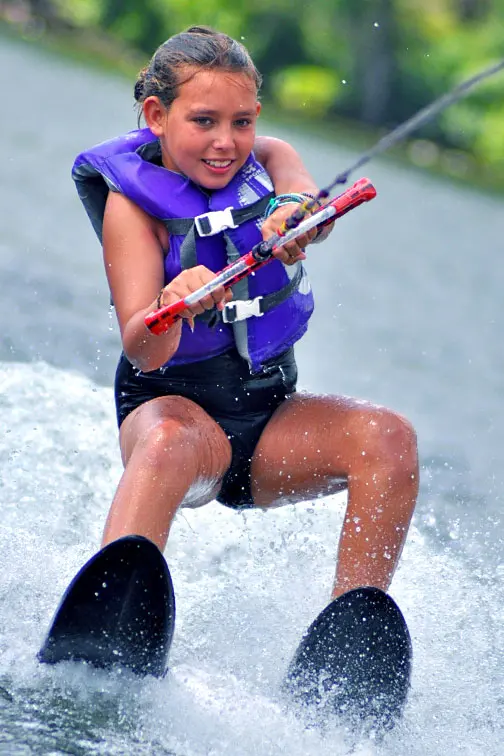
[158,266,233,329]
[261,204,317,265]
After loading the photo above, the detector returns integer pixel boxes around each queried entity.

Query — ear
[256,101,261,117]
[143,96,166,136]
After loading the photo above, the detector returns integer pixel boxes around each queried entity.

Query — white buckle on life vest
[195,207,238,237]
[221,296,264,323]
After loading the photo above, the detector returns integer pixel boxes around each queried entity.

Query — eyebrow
[189,108,257,117]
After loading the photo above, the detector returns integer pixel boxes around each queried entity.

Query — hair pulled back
[134,26,262,114]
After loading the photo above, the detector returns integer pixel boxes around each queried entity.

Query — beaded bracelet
[264,193,305,218]
[300,192,323,210]
[265,192,322,218]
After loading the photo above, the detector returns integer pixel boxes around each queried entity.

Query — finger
[196,286,232,311]
[304,227,317,242]
[196,293,219,311]
[272,247,306,265]
[169,270,217,312]
[283,238,306,257]
[216,291,233,311]
[282,240,302,256]
[179,280,232,314]
[290,230,315,249]
[286,252,306,263]
[209,284,233,305]
[191,270,233,309]
[166,284,205,316]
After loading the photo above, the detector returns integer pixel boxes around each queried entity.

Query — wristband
[265,193,308,218]
[265,192,323,218]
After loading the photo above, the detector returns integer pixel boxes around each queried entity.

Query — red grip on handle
[144,297,187,335]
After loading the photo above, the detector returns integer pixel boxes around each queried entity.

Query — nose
[212,124,234,151]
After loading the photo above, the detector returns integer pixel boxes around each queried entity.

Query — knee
[136,399,231,478]
[358,409,418,479]
[137,416,194,473]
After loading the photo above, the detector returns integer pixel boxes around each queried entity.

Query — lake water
[1,33,504,755]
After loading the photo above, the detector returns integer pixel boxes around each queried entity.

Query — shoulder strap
[163,194,273,270]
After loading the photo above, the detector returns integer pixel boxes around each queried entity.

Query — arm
[102,191,181,372]
[254,136,332,263]
[254,136,319,195]
[102,192,230,372]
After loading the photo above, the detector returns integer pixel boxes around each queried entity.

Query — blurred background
[2,0,504,193]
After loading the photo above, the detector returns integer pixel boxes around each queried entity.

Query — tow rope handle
[145,178,376,335]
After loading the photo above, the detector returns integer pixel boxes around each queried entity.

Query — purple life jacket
[72,128,314,372]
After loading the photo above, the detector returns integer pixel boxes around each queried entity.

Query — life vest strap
[163,194,273,270]
[195,207,238,236]
[203,265,303,325]
[163,194,273,236]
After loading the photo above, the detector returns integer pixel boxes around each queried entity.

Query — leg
[250,393,418,599]
[102,395,232,551]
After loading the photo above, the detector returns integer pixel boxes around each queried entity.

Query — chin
[198,173,237,190]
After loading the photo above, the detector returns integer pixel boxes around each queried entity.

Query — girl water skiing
[73,25,418,602]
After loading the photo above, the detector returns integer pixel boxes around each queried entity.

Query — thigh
[250,391,403,507]
[120,394,233,506]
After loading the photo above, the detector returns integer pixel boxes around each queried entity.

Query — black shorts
[114,347,297,509]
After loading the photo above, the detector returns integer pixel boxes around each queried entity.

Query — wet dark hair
[134,26,262,116]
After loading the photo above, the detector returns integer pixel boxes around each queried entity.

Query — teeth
[204,160,232,168]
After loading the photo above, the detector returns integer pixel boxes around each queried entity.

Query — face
[144,68,261,189]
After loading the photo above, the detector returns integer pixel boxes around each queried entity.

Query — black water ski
[284,587,411,731]
[38,535,175,677]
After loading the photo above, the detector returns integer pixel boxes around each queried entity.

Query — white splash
[0,361,503,755]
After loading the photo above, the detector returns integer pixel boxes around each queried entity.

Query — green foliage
[26,0,504,183]
[272,65,342,116]
[52,0,101,26]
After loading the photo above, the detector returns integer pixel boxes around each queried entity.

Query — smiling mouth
[202,159,234,168]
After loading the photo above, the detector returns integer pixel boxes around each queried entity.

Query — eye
[234,118,253,128]
[192,116,214,127]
